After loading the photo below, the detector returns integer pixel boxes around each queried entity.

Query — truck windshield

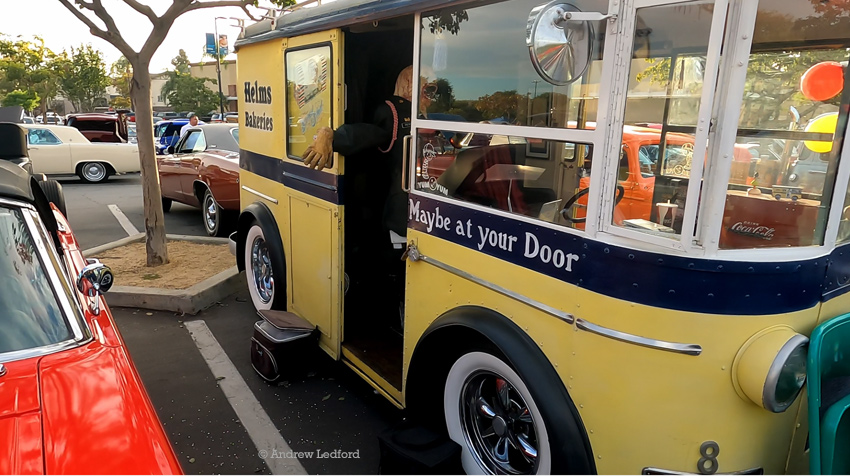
[0,206,70,355]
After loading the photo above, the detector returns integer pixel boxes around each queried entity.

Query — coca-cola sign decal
[729,221,775,240]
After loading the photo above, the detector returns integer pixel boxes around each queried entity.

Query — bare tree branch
[120,0,158,23]
[184,0,264,21]
[140,0,194,62]
[57,0,136,59]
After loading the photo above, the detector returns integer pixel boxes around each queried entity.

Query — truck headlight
[733,327,808,413]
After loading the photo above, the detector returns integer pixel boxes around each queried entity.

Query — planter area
[84,233,245,315]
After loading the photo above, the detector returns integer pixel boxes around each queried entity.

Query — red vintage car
[157,124,240,237]
[0,161,182,474]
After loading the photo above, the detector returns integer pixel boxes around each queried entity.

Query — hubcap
[461,371,539,474]
[250,236,273,304]
[205,196,217,231]
[84,163,106,181]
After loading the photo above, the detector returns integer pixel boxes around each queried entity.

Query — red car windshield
[0,206,71,354]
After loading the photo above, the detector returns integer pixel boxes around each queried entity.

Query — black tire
[202,188,226,237]
[444,350,554,474]
[162,197,172,213]
[39,179,67,217]
[78,162,110,183]
[244,220,285,310]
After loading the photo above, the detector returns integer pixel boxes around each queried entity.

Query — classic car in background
[154,119,189,155]
[157,124,240,236]
[65,113,128,143]
[0,123,68,218]
[0,159,182,474]
[24,124,140,183]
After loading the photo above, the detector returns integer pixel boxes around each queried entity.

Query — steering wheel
[561,185,626,223]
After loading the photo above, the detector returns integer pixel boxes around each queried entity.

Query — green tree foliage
[427,9,469,35]
[2,89,39,111]
[0,36,60,114]
[171,49,191,74]
[56,44,109,113]
[475,90,527,123]
[109,56,132,108]
[163,73,220,114]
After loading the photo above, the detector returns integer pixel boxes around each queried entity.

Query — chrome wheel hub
[84,163,106,181]
[250,236,273,303]
[461,371,539,474]
[205,197,217,230]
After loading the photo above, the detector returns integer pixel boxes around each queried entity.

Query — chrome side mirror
[527,1,595,86]
[77,260,114,315]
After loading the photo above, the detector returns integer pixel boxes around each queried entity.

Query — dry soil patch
[91,240,234,289]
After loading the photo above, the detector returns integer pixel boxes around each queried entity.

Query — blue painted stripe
[408,194,833,315]
[240,150,342,205]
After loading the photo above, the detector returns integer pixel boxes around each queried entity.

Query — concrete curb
[84,235,243,316]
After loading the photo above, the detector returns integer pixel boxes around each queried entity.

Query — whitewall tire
[244,223,275,311]
[444,351,551,475]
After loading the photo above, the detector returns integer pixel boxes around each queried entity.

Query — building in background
[190,59,237,113]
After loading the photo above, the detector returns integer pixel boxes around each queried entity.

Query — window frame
[284,42,334,165]
[700,1,850,260]
[410,0,623,238]
[26,128,63,146]
[0,199,91,364]
[597,0,729,253]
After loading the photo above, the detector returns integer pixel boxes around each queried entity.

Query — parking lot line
[185,320,307,475]
[107,203,140,236]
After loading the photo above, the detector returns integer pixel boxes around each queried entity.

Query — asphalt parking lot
[59,173,404,474]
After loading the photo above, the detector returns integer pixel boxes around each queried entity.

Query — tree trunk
[130,69,169,266]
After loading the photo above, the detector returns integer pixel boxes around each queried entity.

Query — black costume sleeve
[331,102,394,156]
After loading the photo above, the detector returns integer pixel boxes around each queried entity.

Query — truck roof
[236,0,460,48]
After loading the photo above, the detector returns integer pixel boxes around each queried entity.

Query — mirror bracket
[559,11,614,22]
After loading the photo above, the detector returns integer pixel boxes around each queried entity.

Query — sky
[0,0,293,73]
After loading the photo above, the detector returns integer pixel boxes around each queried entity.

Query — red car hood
[0,345,180,475]
[0,359,43,474]
[38,345,181,474]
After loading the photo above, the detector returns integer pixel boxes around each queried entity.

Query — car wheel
[39,179,67,217]
[202,189,226,237]
[244,221,280,311]
[444,351,551,474]
[162,197,172,213]
[79,162,109,183]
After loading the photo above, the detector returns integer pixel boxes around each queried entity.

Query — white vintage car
[24,124,140,183]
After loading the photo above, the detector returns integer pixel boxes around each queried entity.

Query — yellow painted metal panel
[236,38,286,161]
[289,195,338,351]
[403,230,819,474]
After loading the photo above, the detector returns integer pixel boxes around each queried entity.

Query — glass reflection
[420,0,608,128]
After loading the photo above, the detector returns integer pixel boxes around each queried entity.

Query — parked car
[225,112,239,123]
[0,159,183,474]
[154,119,189,154]
[157,124,240,236]
[0,122,67,217]
[128,123,138,144]
[65,113,130,143]
[23,124,140,183]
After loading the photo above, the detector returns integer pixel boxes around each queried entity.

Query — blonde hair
[394,66,414,100]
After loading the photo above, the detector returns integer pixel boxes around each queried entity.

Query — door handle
[402,135,412,193]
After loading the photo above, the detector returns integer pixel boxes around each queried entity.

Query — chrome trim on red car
[0,199,92,364]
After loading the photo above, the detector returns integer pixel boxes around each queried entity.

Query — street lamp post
[214,17,226,117]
